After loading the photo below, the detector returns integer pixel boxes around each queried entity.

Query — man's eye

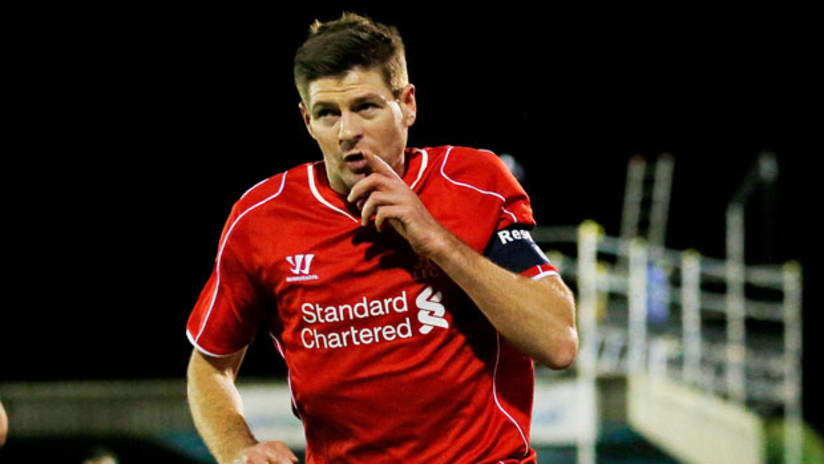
[316,109,337,118]
[357,103,379,112]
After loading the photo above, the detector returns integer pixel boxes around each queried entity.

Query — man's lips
[344,151,364,161]
[344,152,369,172]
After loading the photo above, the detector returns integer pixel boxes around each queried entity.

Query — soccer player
[186,12,577,464]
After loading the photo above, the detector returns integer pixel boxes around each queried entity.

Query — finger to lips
[347,153,401,216]
[363,151,402,179]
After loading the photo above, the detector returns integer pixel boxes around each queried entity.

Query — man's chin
[345,171,369,188]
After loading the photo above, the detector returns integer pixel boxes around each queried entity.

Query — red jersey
[187,146,559,463]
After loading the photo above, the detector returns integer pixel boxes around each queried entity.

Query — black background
[4,6,820,432]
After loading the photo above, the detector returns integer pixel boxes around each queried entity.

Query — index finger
[363,151,402,180]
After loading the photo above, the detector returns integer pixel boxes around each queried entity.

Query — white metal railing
[534,221,803,464]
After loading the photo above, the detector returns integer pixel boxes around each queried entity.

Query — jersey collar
[307,148,429,222]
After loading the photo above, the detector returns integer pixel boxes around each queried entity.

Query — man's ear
[399,84,417,127]
[299,101,316,140]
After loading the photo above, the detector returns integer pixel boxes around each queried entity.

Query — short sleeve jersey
[187,146,560,464]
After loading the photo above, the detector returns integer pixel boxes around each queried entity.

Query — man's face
[300,66,416,195]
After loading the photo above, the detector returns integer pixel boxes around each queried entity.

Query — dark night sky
[4,7,820,431]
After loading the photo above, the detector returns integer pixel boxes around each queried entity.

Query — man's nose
[338,111,363,149]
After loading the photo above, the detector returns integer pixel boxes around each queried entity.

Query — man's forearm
[428,229,578,369]
[346,153,577,368]
[187,351,257,464]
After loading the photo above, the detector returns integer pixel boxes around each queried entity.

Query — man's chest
[242,178,502,348]
[270,223,447,339]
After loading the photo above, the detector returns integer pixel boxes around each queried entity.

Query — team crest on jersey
[416,286,449,334]
[286,254,319,282]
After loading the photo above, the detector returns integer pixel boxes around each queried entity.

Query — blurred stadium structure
[528,152,806,463]
[0,154,816,463]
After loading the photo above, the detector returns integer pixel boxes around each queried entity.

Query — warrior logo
[286,254,318,282]
[416,286,449,334]
[286,254,314,275]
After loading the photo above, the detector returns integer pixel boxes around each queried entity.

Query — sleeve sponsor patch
[485,224,553,273]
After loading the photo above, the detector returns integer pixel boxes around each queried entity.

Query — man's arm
[426,232,577,369]
[349,152,578,369]
[187,348,299,464]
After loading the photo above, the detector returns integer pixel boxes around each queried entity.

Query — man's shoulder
[232,162,314,211]
[416,145,500,163]
[418,145,512,186]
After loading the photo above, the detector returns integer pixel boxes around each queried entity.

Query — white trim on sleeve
[240,177,271,199]
[532,270,560,280]
[531,262,560,280]
[439,146,519,223]
[194,172,288,344]
[186,329,247,358]
[530,264,561,280]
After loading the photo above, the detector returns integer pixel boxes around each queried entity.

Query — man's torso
[188,146,539,463]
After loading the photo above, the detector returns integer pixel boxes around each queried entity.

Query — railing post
[726,205,747,403]
[629,239,648,373]
[681,250,702,386]
[576,221,600,464]
[783,262,803,464]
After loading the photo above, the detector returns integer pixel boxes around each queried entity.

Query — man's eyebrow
[313,93,384,110]
[350,93,384,105]
[311,101,337,112]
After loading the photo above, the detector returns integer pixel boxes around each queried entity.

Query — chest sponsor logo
[286,254,318,282]
[298,286,450,350]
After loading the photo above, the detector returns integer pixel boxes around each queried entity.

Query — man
[186,12,577,464]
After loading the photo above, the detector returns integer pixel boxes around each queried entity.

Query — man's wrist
[424,226,466,265]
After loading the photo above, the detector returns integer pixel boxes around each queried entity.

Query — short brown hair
[294,12,408,105]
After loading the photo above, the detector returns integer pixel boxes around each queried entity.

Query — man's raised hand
[346,152,448,257]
